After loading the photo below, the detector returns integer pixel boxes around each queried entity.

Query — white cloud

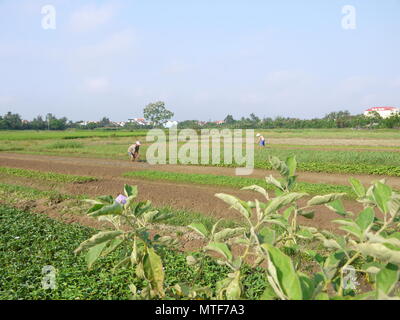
[69,4,117,32]
[84,77,109,93]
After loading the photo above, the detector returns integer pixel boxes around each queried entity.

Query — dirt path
[1,152,400,188]
[0,152,383,231]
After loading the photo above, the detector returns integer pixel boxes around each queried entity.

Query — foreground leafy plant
[186,156,400,300]
[76,156,400,300]
[75,185,175,299]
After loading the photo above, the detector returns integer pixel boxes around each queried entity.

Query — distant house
[78,121,98,126]
[128,118,148,126]
[112,121,126,127]
[214,120,225,125]
[364,107,399,119]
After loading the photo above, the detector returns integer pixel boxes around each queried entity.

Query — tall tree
[143,101,174,127]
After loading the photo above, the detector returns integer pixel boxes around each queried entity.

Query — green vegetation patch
[0,167,97,183]
[123,170,356,198]
[0,130,148,141]
[45,141,84,149]
[0,205,264,299]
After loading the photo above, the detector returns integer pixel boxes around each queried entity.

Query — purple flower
[115,194,127,204]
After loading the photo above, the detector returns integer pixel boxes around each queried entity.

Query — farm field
[1,129,400,300]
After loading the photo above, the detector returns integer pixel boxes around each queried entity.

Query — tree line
[178,111,400,129]
[1,107,399,131]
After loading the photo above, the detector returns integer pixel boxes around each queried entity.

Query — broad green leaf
[260,285,278,300]
[86,203,105,214]
[333,219,362,238]
[286,155,297,177]
[266,175,284,191]
[101,238,124,257]
[88,201,123,217]
[143,247,165,297]
[225,271,242,300]
[96,195,114,204]
[298,210,315,219]
[372,182,392,214]
[205,242,233,261]
[258,227,276,245]
[388,197,400,218]
[298,273,314,300]
[307,193,346,207]
[323,251,346,281]
[265,193,308,215]
[297,229,314,240]
[349,178,366,198]
[188,223,209,238]
[86,241,108,269]
[283,206,294,220]
[269,156,289,177]
[215,193,252,219]
[355,243,400,265]
[241,185,269,199]
[124,185,137,198]
[142,210,162,223]
[134,200,152,216]
[74,230,123,254]
[214,228,246,242]
[376,263,399,296]
[325,199,349,217]
[355,207,375,232]
[263,244,303,300]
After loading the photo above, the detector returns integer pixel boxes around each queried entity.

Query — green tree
[1,112,23,129]
[143,101,174,127]
[224,115,235,124]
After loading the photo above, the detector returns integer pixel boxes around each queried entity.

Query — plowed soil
[0,152,393,231]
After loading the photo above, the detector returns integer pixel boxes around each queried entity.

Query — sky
[0,0,399,122]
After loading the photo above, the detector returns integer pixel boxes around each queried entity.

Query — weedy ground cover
[123,170,356,198]
[0,167,97,183]
[0,205,264,299]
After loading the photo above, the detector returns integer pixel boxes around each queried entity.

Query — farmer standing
[256,133,266,148]
[128,141,141,162]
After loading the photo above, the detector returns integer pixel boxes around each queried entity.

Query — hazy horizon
[1,0,399,122]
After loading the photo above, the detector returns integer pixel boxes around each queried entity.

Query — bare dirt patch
[0,152,373,232]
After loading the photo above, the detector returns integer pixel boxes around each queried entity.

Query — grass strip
[0,167,97,183]
[123,170,356,199]
[0,130,148,141]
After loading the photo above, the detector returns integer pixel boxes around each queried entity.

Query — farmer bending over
[128,141,141,162]
[256,133,266,147]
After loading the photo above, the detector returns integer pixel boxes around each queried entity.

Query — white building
[364,107,399,119]
[128,118,148,126]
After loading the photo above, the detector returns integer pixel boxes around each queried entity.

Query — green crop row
[123,170,356,198]
[0,167,97,183]
[250,162,400,177]
[0,205,264,299]
[0,130,148,141]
